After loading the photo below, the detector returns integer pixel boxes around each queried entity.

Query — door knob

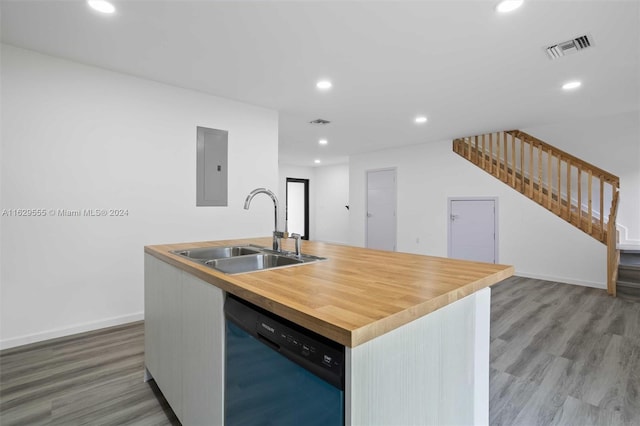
[367,213,373,218]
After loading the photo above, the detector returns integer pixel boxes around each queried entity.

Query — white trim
[0,312,144,350]
[447,196,500,264]
[617,223,640,248]
[514,272,605,289]
[312,238,351,246]
[365,167,398,251]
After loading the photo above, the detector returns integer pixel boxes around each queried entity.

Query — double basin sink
[171,245,326,274]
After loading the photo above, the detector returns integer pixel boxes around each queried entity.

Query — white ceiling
[1,0,638,166]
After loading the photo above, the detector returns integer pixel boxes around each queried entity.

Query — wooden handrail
[507,130,620,187]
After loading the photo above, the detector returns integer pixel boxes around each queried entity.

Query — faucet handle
[274,230,289,239]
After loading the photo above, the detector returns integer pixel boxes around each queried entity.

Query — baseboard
[515,271,606,290]
[312,238,352,246]
[0,312,144,351]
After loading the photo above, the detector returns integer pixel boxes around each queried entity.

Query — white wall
[523,112,640,248]
[315,163,350,244]
[349,141,608,288]
[0,45,279,349]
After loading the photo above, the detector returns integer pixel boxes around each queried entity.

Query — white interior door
[449,199,497,263]
[366,169,396,251]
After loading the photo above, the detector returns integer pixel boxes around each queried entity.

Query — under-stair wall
[453,130,620,295]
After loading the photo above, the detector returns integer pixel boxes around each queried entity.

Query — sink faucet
[244,188,288,252]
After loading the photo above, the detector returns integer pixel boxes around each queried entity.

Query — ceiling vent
[309,118,331,125]
[546,34,593,59]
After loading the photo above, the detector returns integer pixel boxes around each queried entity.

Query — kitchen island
[144,237,514,425]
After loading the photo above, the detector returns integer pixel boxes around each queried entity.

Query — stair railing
[607,190,620,296]
[453,130,620,295]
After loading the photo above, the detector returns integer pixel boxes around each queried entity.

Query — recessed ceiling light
[562,80,582,90]
[496,0,523,13]
[87,0,116,14]
[318,139,328,145]
[415,116,428,124]
[316,80,332,90]
[314,159,321,164]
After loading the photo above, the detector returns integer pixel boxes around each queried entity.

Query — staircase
[617,251,640,300]
[452,130,621,295]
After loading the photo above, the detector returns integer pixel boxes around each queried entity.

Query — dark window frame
[285,178,310,240]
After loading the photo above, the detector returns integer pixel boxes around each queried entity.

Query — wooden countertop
[145,238,514,347]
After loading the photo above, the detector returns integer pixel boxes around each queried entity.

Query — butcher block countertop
[145,237,514,347]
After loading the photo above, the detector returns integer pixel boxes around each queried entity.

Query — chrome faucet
[244,188,288,252]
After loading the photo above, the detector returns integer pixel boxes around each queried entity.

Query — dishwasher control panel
[225,294,345,390]
[257,314,343,376]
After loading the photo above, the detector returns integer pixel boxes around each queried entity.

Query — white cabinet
[144,254,225,426]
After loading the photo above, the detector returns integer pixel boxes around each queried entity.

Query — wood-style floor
[491,277,640,426]
[1,276,639,425]
[0,322,179,425]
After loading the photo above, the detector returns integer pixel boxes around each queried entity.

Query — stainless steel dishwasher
[224,295,345,426]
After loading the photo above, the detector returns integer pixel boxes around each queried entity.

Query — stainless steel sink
[172,246,260,260]
[171,244,326,274]
[204,253,303,274]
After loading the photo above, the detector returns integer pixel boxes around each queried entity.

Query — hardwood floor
[1,277,638,425]
[0,322,179,426]
[491,277,640,426]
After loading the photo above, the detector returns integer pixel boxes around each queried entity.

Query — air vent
[546,34,593,60]
[309,119,331,125]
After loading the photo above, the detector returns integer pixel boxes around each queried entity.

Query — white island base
[144,254,491,426]
[346,287,490,426]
